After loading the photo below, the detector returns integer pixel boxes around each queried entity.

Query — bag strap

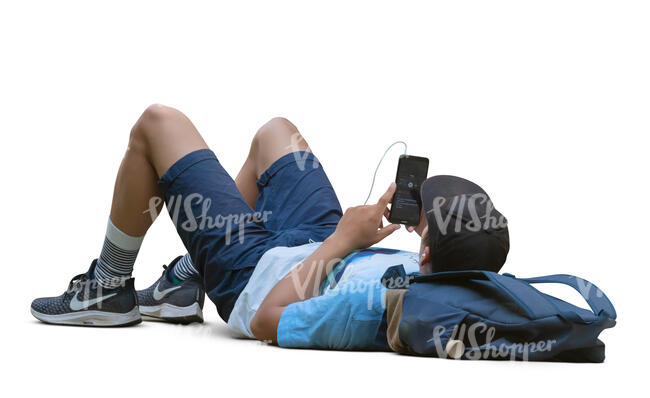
[483,272,559,319]
[412,271,558,319]
[412,271,616,321]
[517,274,617,319]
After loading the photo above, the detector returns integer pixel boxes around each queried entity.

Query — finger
[375,223,401,242]
[407,226,415,232]
[383,207,390,221]
[376,182,396,211]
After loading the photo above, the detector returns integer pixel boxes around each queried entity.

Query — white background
[1,0,648,396]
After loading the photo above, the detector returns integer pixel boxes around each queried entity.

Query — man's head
[414,175,509,274]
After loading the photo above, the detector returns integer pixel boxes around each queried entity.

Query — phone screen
[389,155,429,226]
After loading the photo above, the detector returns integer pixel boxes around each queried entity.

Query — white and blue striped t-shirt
[227,243,419,349]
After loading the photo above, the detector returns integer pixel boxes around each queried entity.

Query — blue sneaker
[31,260,141,327]
[137,257,204,324]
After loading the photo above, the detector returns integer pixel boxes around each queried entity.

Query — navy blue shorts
[158,149,342,321]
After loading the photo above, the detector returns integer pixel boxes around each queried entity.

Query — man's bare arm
[250,183,400,343]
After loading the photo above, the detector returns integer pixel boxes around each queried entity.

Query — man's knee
[130,104,179,145]
[137,104,178,130]
[252,117,305,153]
[248,117,310,176]
[142,103,175,121]
[127,104,207,175]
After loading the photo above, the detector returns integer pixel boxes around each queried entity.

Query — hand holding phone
[330,183,401,252]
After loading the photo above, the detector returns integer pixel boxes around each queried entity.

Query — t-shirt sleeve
[276,281,387,350]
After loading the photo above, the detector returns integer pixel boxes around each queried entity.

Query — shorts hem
[157,149,218,193]
[257,151,319,187]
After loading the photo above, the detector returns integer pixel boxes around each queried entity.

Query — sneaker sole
[139,302,203,324]
[31,306,141,327]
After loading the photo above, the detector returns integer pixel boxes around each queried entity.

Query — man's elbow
[250,309,280,343]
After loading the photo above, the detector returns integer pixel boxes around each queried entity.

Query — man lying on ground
[31,106,508,349]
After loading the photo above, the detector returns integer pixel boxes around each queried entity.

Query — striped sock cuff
[95,219,144,289]
[172,253,200,281]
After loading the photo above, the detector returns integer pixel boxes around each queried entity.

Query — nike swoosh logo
[69,292,117,311]
[153,282,181,300]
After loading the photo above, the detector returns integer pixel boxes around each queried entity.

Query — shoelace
[64,273,89,297]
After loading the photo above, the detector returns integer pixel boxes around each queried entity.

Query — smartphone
[389,155,429,226]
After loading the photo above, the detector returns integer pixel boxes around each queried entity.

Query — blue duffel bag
[382,268,617,362]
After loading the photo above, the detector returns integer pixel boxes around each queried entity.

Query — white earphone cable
[363,141,407,205]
